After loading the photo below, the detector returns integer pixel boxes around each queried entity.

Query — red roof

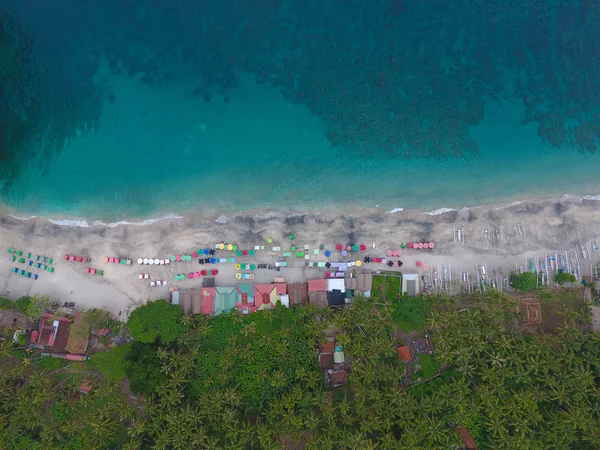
[274,283,287,295]
[320,340,335,353]
[201,288,215,315]
[32,315,72,351]
[397,345,411,361]
[308,279,328,292]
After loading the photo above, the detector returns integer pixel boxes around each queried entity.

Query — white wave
[10,213,183,228]
[386,207,404,214]
[424,208,457,216]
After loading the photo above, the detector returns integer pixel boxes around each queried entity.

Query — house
[308,279,328,308]
[214,287,239,315]
[178,288,203,315]
[344,270,372,298]
[287,282,308,306]
[253,283,287,310]
[201,288,215,315]
[330,371,348,387]
[65,312,90,355]
[0,310,28,330]
[30,313,72,352]
[401,271,420,297]
[397,345,411,362]
[236,284,256,314]
[79,384,93,395]
[320,353,334,370]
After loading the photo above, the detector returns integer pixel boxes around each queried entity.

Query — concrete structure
[401,271,420,297]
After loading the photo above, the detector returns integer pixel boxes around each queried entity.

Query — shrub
[510,272,538,291]
[0,297,14,310]
[554,272,577,285]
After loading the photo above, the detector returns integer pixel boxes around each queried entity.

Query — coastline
[2,194,600,316]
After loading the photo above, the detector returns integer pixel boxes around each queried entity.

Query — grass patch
[411,353,439,381]
[372,274,401,300]
[537,289,582,332]
[391,297,431,332]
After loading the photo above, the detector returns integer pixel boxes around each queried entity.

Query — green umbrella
[352,245,358,252]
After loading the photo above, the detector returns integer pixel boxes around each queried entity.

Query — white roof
[403,273,419,281]
[328,278,346,293]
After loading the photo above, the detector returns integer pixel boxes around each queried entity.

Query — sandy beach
[1,196,600,316]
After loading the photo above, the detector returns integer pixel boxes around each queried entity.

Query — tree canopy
[126,299,186,344]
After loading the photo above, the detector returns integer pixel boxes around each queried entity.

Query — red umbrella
[346,245,352,251]
[418,243,424,249]
[192,251,199,258]
[360,244,367,251]
[423,243,429,249]
[212,269,218,275]
[336,244,343,251]
[386,250,392,257]
[242,249,248,256]
[429,242,435,248]
[416,261,423,267]
[200,270,207,276]
[187,272,193,279]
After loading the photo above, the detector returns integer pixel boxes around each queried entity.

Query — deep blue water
[1,0,600,220]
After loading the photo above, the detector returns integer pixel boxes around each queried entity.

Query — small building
[397,345,411,362]
[401,271,420,297]
[65,312,90,355]
[214,287,239,315]
[30,313,72,352]
[308,279,328,308]
[79,384,93,395]
[330,371,348,387]
[179,288,203,315]
[254,283,286,310]
[287,282,308,306]
[344,270,373,298]
[319,353,334,370]
[236,284,256,314]
[201,288,216,315]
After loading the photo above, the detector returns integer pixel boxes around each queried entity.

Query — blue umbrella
[324,250,331,257]
[341,250,348,257]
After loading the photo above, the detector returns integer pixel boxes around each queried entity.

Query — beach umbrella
[396,250,403,256]
[341,250,348,257]
[137,258,143,264]
[324,250,331,257]
[198,259,204,264]
[416,261,423,267]
[352,245,358,252]
[360,244,367,251]
[401,243,406,249]
[399,261,404,267]
[356,260,362,267]
[423,266,428,271]
[203,249,210,255]
[336,244,343,251]
[346,245,352,251]
[212,269,218,275]
[387,261,394,267]
[423,243,429,249]
[236,250,243,256]
[201,270,207,276]
[154,259,160,265]
[249,250,255,257]
[143,258,149,265]
[194,272,200,278]
[407,243,412,248]
[192,251,199,258]
[210,258,216,264]
[386,250,392,257]
[364,256,371,263]
[149,259,155,265]
[429,242,435,248]
[418,243,424,249]
[209,249,216,255]
[218,243,224,250]
[242,250,248,256]
[392,251,398,257]
[325,262,331,268]
[227,244,233,251]
[187,273,193,279]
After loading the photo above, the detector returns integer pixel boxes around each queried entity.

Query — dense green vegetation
[126,299,186,344]
[1,286,599,449]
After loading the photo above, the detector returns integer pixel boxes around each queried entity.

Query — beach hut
[401,271,420,297]
[214,287,239,315]
[201,287,216,315]
[308,279,329,308]
[287,282,308,306]
[253,284,279,311]
[235,284,256,313]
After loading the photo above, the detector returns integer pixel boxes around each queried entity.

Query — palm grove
[0,286,599,449]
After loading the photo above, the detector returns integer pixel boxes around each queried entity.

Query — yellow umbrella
[356,260,362,267]
[227,244,233,251]
[218,243,224,250]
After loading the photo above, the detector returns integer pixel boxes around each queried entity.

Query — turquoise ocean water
[1,1,600,221]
